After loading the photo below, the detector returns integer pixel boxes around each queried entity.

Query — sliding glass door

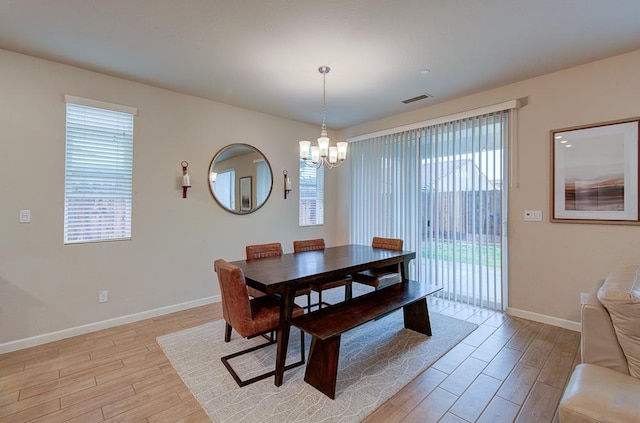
[350,110,509,311]
[419,112,507,310]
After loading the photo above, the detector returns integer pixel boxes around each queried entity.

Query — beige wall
[0,49,340,349]
[4,46,640,350]
[338,49,640,328]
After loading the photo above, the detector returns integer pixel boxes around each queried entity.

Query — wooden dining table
[229,244,417,387]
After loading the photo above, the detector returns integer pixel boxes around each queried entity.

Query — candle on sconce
[181,160,191,199]
[283,170,293,199]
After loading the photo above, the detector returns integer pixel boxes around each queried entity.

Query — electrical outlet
[99,290,108,303]
[19,209,31,223]
[580,292,589,305]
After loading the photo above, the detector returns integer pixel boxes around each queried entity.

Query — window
[255,159,270,205]
[299,162,324,226]
[64,96,136,244]
[215,169,236,210]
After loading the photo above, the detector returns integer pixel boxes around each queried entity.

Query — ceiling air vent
[402,93,432,104]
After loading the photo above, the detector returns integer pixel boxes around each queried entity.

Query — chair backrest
[246,242,283,260]
[372,237,403,251]
[372,237,403,275]
[293,238,325,253]
[214,259,253,334]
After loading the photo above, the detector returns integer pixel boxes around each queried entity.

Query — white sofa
[559,266,640,422]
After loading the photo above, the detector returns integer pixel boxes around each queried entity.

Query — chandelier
[299,66,348,169]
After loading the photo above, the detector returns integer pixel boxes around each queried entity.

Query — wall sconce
[181,161,191,199]
[283,170,292,199]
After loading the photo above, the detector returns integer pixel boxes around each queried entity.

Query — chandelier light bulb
[329,146,338,164]
[299,140,311,160]
[311,146,320,163]
[337,142,348,161]
[318,133,330,157]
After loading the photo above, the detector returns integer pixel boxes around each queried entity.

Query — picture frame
[551,118,640,224]
[239,176,252,211]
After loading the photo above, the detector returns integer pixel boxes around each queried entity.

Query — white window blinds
[299,163,324,226]
[64,97,136,244]
[349,107,513,311]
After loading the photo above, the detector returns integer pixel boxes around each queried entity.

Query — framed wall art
[551,118,640,224]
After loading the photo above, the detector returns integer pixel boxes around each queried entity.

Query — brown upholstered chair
[245,242,313,311]
[293,238,353,309]
[352,237,404,290]
[214,258,305,387]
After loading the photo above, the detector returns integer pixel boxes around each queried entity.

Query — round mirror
[208,143,273,214]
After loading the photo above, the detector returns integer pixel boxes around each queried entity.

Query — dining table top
[229,244,416,294]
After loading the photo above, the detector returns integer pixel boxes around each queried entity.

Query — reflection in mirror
[208,144,273,214]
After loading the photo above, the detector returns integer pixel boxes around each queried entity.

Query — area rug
[157,308,476,423]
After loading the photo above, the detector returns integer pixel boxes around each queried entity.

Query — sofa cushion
[581,289,629,374]
[597,266,640,378]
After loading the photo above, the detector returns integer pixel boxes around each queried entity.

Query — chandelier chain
[320,66,329,132]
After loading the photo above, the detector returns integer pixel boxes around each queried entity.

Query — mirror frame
[208,143,273,215]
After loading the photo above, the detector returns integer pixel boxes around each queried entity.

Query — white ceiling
[1,1,639,129]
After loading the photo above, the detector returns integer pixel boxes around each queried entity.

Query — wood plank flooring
[0,295,580,422]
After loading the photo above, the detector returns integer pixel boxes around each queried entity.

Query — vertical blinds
[349,131,420,255]
[350,110,510,310]
[64,99,135,244]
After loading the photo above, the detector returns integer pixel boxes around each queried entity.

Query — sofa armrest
[581,289,629,375]
[559,363,640,423]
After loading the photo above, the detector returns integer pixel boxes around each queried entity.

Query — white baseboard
[0,295,221,354]
[2,299,580,354]
[507,307,581,332]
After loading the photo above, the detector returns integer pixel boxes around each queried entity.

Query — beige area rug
[157,306,477,423]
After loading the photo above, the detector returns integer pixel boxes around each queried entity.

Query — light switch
[524,210,542,222]
[19,209,31,223]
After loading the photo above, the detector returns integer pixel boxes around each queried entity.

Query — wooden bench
[290,280,441,399]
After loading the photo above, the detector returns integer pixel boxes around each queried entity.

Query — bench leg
[304,335,341,399]
[403,298,432,336]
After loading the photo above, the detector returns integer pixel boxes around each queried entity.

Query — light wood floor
[0,295,580,423]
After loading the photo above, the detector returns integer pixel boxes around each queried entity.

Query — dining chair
[214,258,305,387]
[352,237,404,290]
[293,238,353,309]
[245,242,314,311]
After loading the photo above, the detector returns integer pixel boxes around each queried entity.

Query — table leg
[275,284,295,386]
[401,258,410,282]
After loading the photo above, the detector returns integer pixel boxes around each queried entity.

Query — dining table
[229,243,417,387]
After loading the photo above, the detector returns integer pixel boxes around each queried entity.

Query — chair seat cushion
[353,269,401,288]
[310,276,352,291]
[296,287,312,296]
[243,296,304,337]
[559,363,640,422]
[597,266,640,378]
[248,286,311,298]
[247,286,266,298]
